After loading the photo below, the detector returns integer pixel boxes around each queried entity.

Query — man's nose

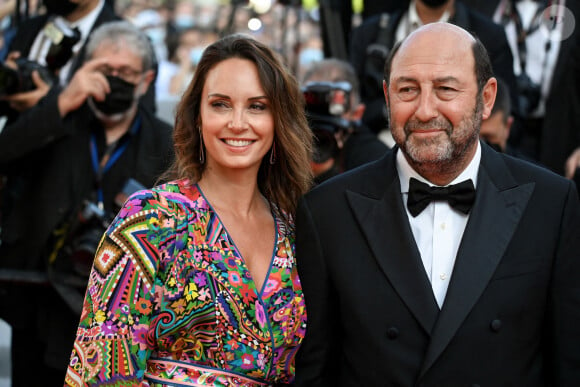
[414,90,438,121]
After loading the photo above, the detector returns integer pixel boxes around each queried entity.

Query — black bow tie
[407,177,476,217]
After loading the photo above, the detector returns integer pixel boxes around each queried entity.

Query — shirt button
[440,222,446,230]
[440,273,447,280]
[386,326,399,339]
[490,319,502,332]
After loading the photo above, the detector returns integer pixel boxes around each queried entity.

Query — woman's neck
[198,171,266,218]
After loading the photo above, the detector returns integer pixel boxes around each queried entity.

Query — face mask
[146,27,166,45]
[299,48,323,67]
[91,75,137,116]
[420,0,449,8]
[189,47,205,65]
[174,15,195,30]
[43,0,79,16]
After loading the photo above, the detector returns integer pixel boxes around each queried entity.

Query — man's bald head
[384,22,494,93]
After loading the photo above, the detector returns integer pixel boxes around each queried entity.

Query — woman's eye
[211,101,229,109]
[250,102,267,111]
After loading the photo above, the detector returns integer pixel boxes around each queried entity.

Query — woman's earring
[269,142,276,165]
[199,128,205,164]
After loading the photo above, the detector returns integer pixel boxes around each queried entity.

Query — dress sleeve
[64,189,176,386]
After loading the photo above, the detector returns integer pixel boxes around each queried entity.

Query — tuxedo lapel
[419,145,534,377]
[346,152,439,335]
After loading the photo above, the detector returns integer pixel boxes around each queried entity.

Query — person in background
[295,22,580,386]
[479,76,529,159]
[462,0,580,177]
[65,33,313,386]
[0,0,120,120]
[302,58,389,184]
[0,20,173,386]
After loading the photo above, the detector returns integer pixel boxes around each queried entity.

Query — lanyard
[89,116,141,210]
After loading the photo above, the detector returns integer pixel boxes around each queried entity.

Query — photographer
[302,58,389,184]
[0,21,173,386]
[0,0,121,119]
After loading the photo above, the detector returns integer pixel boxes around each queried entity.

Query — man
[0,21,173,385]
[460,0,580,174]
[479,76,529,159]
[295,22,580,386]
[0,0,121,118]
[350,0,518,134]
[302,58,389,184]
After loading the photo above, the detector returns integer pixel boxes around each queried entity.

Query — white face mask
[299,48,324,67]
[145,27,166,45]
[189,47,205,65]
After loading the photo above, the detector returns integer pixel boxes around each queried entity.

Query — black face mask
[421,0,449,8]
[92,76,137,116]
[44,0,79,16]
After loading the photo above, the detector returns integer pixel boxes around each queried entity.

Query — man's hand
[0,51,52,112]
[565,147,580,179]
[2,70,52,111]
[57,57,111,117]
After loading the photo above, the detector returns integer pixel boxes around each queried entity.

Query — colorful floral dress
[65,180,307,386]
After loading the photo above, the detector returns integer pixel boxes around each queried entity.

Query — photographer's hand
[2,70,51,112]
[58,57,111,117]
[565,147,580,179]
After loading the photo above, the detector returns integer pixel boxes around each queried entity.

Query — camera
[0,58,55,96]
[303,81,353,163]
[0,16,80,96]
[516,72,542,117]
[66,201,113,278]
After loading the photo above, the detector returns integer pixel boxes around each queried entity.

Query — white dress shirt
[395,0,451,44]
[493,0,565,117]
[28,0,105,85]
[396,142,481,308]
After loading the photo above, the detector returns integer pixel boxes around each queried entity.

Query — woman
[65,34,313,386]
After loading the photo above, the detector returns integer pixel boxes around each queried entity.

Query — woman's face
[200,57,275,175]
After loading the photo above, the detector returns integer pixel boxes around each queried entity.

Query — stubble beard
[390,94,483,174]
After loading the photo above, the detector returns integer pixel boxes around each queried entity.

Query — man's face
[479,111,511,152]
[384,25,495,174]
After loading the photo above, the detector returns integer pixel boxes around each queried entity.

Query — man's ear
[481,77,497,120]
[383,79,390,109]
[138,69,155,95]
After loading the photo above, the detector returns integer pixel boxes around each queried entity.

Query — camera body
[516,72,542,117]
[0,58,55,96]
[0,16,80,96]
[303,81,353,163]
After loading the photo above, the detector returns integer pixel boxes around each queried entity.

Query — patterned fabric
[65,179,307,386]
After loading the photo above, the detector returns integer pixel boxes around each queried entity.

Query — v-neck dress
[65,179,307,386]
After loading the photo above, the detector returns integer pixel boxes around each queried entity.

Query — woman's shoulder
[119,179,205,217]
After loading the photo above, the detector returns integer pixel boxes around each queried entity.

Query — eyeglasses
[98,64,143,83]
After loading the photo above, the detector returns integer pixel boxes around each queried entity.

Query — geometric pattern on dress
[65,180,307,386]
[109,210,158,290]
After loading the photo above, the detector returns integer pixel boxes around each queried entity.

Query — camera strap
[504,0,554,80]
[89,116,142,210]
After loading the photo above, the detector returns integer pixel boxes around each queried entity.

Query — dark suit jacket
[350,1,518,131]
[6,4,120,78]
[461,0,580,175]
[294,143,580,386]
[0,89,173,272]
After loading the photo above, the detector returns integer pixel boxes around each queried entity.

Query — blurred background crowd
[0,0,578,385]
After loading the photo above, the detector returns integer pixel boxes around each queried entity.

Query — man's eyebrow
[433,76,461,84]
[393,76,417,84]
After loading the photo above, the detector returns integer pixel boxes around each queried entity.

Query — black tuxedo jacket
[460,0,580,175]
[294,143,580,386]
